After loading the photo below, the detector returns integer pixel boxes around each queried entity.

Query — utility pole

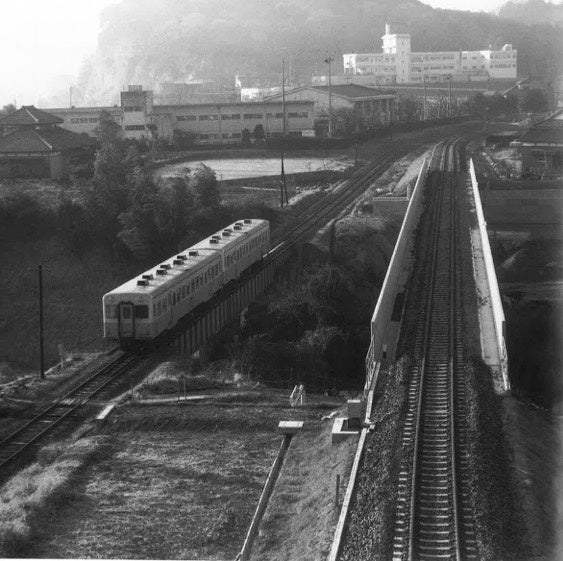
[38,264,45,379]
[280,149,288,207]
[422,76,427,121]
[282,57,287,136]
[280,57,288,207]
[69,86,72,108]
[446,74,453,120]
[324,56,334,138]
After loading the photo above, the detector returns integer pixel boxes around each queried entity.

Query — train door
[118,302,135,339]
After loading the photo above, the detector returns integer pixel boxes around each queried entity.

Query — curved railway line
[0,351,146,478]
[0,153,397,479]
[391,139,477,561]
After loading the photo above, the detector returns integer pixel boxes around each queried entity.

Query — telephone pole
[38,264,45,379]
[282,57,287,136]
[324,56,334,138]
[423,75,427,121]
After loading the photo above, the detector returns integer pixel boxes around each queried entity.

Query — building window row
[70,117,99,124]
[123,106,142,112]
[124,125,146,131]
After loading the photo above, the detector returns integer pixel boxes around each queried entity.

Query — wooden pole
[38,264,45,379]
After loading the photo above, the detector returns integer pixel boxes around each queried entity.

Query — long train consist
[103,219,270,344]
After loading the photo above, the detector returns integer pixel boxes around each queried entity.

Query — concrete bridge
[365,147,510,397]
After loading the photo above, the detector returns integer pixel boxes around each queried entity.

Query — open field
[156,156,353,181]
[3,392,348,559]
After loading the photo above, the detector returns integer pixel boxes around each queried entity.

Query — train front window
[105,305,117,319]
[135,305,149,319]
[121,306,132,319]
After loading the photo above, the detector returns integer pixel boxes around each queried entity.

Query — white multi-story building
[343,23,517,84]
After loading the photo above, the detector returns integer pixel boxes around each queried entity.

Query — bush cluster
[238,262,378,392]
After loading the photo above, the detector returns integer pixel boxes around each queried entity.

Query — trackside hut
[518,109,563,179]
[0,106,96,179]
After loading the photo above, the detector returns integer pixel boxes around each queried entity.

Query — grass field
[9,395,346,560]
[0,237,145,371]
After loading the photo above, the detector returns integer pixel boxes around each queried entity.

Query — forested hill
[498,0,563,25]
[74,0,563,105]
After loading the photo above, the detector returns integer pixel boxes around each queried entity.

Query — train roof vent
[234,225,242,230]
[189,250,199,257]
[212,235,221,240]
[160,264,171,270]
[173,259,184,265]
[235,221,243,226]
[137,279,149,287]
[244,219,252,224]
[210,239,219,244]
[222,230,231,237]
[142,274,154,280]
[176,254,187,260]
[156,269,167,276]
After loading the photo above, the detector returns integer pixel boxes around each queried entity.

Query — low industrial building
[44,85,315,145]
[518,109,563,178]
[152,99,315,144]
[0,106,95,179]
[264,84,395,134]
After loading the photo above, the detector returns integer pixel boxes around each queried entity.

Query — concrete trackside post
[238,422,302,561]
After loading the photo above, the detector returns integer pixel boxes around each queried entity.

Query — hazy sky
[0,0,559,106]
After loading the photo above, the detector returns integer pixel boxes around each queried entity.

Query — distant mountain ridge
[497,0,563,25]
[72,0,562,106]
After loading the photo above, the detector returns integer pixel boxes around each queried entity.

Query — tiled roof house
[0,105,95,179]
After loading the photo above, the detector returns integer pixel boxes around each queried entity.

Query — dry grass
[0,436,106,557]
[24,398,345,559]
[252,416,356,561]
[1,237,143,371]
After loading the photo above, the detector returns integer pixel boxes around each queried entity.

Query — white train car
[102,219,269,343]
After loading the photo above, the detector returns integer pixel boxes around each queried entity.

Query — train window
[182,286,186,298]
[191,279,195,291]
[153,304,156,316]
[157,302,162,315]
[135,305,149,319]
[105,305,117,319]
[168,294,172,304]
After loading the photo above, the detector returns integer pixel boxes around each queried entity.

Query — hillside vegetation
[74,0,562,105]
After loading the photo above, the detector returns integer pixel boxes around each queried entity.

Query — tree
[117,166,160,259]
[241,128,251,145]
[0,103,16,115]
[521,89,550,113]
[191,164,221,209]
[252,123,265,142]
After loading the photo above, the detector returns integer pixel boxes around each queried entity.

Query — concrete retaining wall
[469,159,509,391]
[365,153,432,382]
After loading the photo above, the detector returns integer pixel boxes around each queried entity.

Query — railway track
[270,153,397,249]
[0,154,398,480]
[391,140,477,561]
[0,352,143,478]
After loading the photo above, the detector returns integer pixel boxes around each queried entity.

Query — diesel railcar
[103,219,269,344]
